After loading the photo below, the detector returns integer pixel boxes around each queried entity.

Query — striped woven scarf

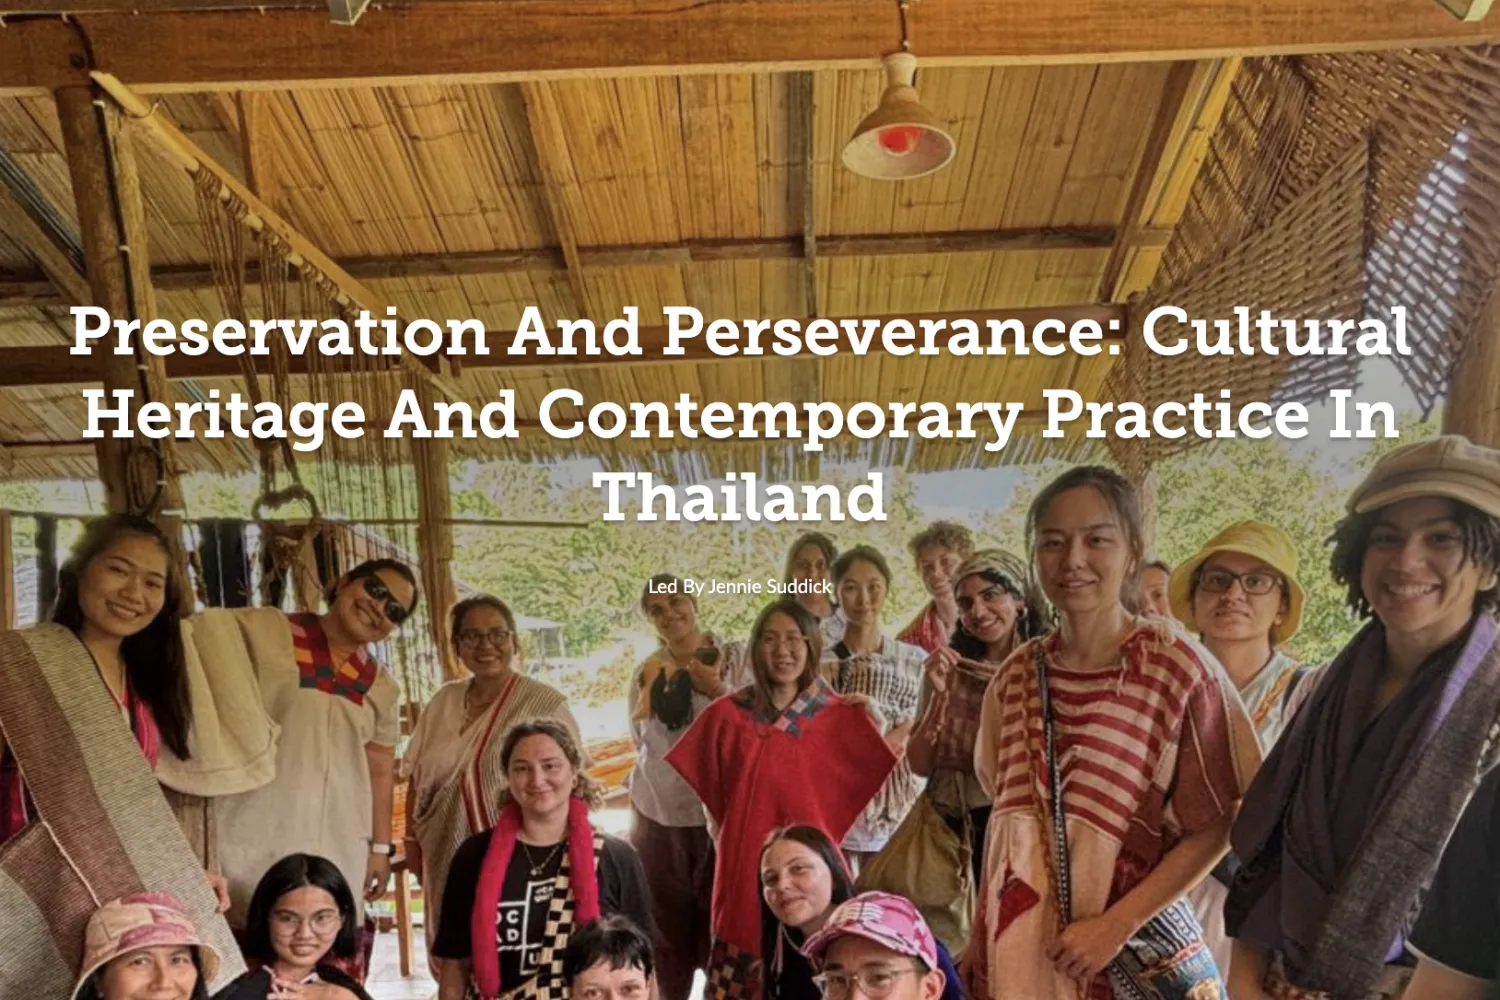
[0,624,244,997]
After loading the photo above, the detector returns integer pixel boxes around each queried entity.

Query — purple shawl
[1226,613,1500,997]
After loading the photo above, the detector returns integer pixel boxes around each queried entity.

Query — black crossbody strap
[1036,642,1072,923]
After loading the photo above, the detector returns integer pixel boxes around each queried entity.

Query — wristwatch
[368,842,393,856]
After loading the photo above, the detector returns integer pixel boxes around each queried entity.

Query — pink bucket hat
[802,892,939,971]
[73,892,220,999]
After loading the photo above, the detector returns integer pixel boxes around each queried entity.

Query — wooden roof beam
[0,226,1138,305]
[1,2,1496,95]
[1099,58,1243,301]
[792,72,819,320]
[85,71,463,401]
[0,156,92,307]
[0,303,1125,387]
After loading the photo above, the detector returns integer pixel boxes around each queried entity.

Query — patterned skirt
[705,938,762,1000]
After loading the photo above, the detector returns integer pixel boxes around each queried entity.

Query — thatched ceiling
[0,1,1495,483]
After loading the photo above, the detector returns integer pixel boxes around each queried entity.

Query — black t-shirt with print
[431,828,654,984]
[1409,765,1500,993]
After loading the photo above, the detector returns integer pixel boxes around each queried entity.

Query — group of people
[5,432,1500,1000]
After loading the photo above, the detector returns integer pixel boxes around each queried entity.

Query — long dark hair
[73,949,212,1000]
[743,599,823,717]
[242,854,360,966]
[758,825,855,1000]
[52,514,193,760]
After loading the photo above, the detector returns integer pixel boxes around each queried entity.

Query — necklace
[519,840,565,877]
[462,680,499,729]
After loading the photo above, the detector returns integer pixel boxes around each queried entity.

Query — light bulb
[877,125,922,155]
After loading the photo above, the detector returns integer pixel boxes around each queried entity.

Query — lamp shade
[841,51,955,181]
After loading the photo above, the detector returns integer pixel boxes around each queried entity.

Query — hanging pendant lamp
[841,51,955,181]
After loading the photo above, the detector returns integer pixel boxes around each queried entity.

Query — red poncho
[665,678,896,956]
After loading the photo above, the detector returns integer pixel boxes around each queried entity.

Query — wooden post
[1444,282,1500,447]
[55,84,182,519]
[1127,462,1160,559]
[55,84,216,867]
[411,381,459,680]
[0,511,13,630]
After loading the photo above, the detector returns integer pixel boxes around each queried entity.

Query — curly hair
[497,718,603,809]
[908,521,975,560]
[1329,501,1500,617]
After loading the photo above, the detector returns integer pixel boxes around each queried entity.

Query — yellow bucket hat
[1168,520,1304,644]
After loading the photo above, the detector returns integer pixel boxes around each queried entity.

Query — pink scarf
[470,797,600,999]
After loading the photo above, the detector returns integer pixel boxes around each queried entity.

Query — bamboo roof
[0,2,1496,483]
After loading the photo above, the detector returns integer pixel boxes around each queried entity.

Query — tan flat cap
[1349,434,1500,518]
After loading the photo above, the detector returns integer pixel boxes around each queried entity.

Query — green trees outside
[3,422,1433,676]
[442,426,1430,667]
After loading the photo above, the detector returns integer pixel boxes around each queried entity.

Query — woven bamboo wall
[1107,43,1500,472]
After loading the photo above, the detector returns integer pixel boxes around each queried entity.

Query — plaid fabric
[288,613,378,706]
[773,679,833,736]
[897,603,950,654]
[705,937,761,1000]
[830,646,924,724]
[933,658,999,772]
[825,640,926,848]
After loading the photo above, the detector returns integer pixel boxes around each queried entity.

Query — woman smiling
[968,466,1258,1000]
[1169,522,1310,975]
[73,893,222,1000]
[433,719,652,1000]
[404,596,577,960]
[1227,436,1500,1000]
[213,855,372,1000]
[215,558,418,983]
[0,517,242,995]
[666,599,897,1000]
[822,546,927,870]
[628,574,746,1000]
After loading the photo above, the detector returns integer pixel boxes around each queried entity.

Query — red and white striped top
[985,624,1243,851]
[969,619,1260,1000]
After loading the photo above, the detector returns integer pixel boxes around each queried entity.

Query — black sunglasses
[354,573,411,626]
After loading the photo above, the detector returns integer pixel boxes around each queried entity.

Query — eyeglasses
[813,967,921,1000]
[357,574,410,626]
[1196,568,1283,596]
[458,627,513,648]
[271,908,343,936]
[758,634,808,651]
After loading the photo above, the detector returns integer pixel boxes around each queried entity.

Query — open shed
[0,0,1497,671]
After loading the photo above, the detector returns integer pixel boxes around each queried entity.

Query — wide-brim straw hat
[1347,434,1500,518]
[73,892,220,1000]
[1168,520,1304,644]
